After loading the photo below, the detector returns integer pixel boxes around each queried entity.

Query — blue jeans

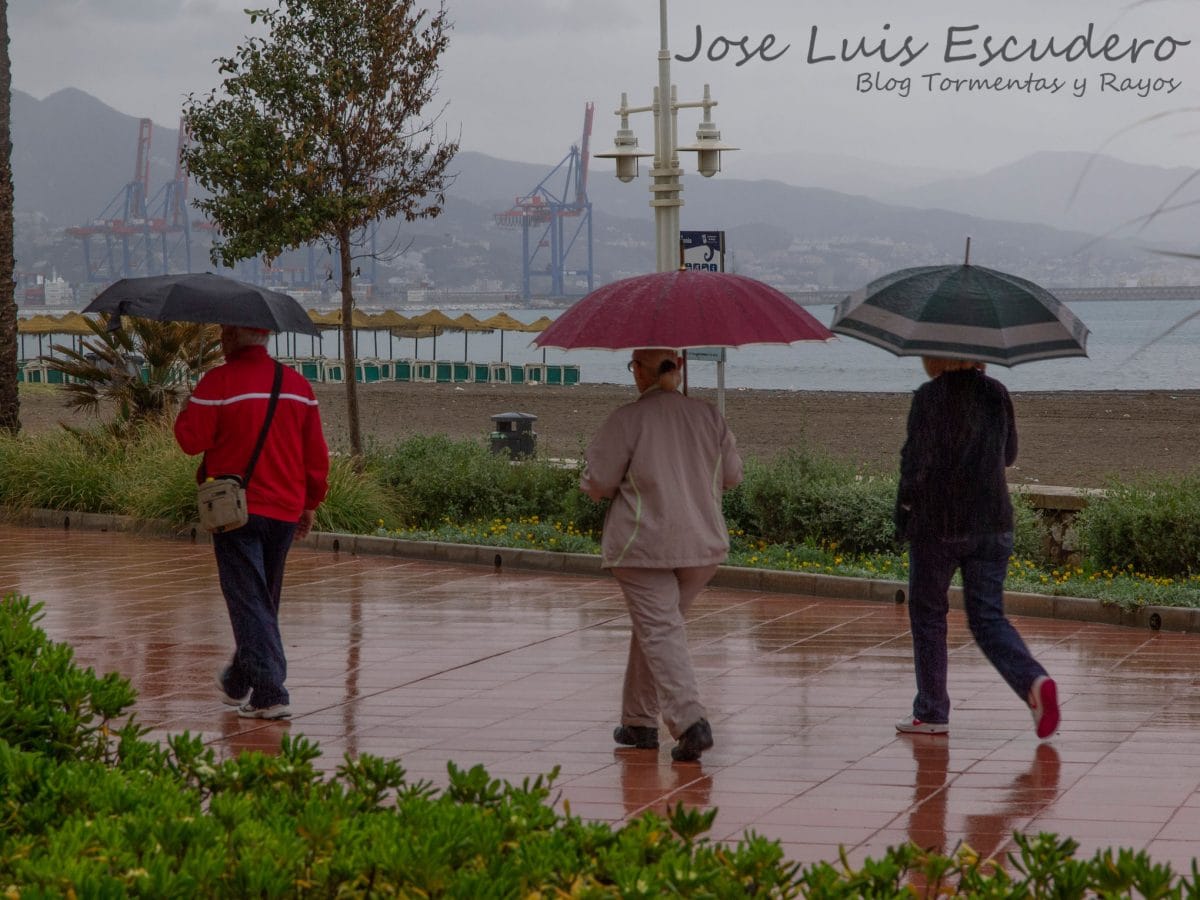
[213,514,297,707]
[907,531,1046,724]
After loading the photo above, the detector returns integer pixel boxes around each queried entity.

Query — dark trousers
[907,531,1047,724]
[213,514,297,707]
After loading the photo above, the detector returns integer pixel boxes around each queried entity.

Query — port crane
[494,103,594,300]
[66,118,156,280]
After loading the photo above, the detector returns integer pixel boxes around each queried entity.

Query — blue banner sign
[681,230,727,363]
[679,230,725,271]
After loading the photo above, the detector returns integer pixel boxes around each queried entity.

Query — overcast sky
[11,0,1200,179]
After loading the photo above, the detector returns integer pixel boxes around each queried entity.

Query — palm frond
[42,317,222,430]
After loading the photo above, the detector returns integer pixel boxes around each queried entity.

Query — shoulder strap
[242,361,285,488]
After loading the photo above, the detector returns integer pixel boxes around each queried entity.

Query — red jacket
[175,345,329,522]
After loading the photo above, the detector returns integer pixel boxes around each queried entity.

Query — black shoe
[613,724,659,749]
[670,719,714,762]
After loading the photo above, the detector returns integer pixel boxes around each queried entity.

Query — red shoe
[1030,676,1060,739]
[895,717,948,735]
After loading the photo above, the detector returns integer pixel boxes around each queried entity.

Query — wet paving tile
[7,523,1200,870]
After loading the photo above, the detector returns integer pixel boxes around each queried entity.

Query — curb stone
[9,507,1200,634]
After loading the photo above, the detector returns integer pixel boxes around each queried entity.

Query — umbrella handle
[964,236,971,266]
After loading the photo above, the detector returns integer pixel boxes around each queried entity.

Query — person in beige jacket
[581,347,743,762]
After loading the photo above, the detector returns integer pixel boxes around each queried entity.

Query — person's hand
[296,509,317,540]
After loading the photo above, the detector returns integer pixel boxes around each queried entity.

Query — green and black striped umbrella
[831,264,1089,366]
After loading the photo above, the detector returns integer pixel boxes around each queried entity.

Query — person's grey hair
[632,347,682,391]
[228,326,271,349]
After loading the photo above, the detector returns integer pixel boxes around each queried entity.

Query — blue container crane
[495,103,595,300]
[66,118,157,281]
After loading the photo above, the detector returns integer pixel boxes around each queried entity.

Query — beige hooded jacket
[580,386,744,569]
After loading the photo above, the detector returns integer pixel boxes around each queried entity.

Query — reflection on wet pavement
[9,524,1200,869]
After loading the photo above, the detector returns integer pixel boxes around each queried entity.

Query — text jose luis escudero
[677,22,1190,98]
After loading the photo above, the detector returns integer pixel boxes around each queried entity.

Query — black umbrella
[83,273,320,337]
[831,242,1088,366]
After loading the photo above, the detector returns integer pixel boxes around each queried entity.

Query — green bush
[0,429,122,513]
[372,434,513,525]
[0,596,151,767]
[730,448,1046,560]
[316,455,400,535]
[113,424,204,524]
[0,426,405,533]
[731,450,899,555]
[1077,475,1200,577]
[1011,493,1046,564]
[371,434,604,530]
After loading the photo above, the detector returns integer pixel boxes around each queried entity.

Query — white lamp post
[594,0,737,274]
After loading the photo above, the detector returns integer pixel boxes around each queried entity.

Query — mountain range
[12,88,1198,293]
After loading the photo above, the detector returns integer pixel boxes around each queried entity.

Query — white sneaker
[896,717,948,735]
[237,702,292,720]
[216,670,250,707]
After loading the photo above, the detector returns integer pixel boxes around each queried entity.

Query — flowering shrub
[1076,475,1200,577]
[380,514,600,554]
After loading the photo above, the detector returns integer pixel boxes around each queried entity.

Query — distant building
[43,275,74,307]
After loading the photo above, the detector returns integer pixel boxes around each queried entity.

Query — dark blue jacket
[896,369,1017,540]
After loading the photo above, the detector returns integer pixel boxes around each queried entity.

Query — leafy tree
[182,0,459,459]
[46,318,222,435]
[0,0,18,434]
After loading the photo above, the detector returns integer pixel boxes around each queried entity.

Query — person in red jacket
[175,325,330,719]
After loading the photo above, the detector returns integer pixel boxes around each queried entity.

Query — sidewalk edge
[11,507,1195,634]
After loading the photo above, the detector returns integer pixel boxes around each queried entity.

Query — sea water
[279,299,1200,393]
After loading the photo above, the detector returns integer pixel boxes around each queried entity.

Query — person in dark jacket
[175,325,329,720]
[894,357,1059,739]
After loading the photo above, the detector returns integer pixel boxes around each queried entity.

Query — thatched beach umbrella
[409,309,461,358]
[18,314,63,358]
[54,312,97,335]
[370,310,411,358]
[51,311,98,355]
[389,322,445,358]
[452,313,494,361]
[307,308,377,358]
[481,311,539,361]
[526,315,555,363]
[305,309,339,355]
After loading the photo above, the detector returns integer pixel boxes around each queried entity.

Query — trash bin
[489,411,538,459]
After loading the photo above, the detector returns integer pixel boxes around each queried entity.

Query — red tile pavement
[7,523,1200,869]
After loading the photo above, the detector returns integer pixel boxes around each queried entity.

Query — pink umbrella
[533,270,833,350]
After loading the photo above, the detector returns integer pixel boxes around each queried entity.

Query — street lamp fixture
[593,0,737,272]
[594,93,654,183]
[675,86,739,178]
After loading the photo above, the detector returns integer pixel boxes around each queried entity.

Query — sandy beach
[18,381,1199,489]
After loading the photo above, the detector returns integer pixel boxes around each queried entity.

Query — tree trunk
[0,1,19,434]
[338,230,362,461]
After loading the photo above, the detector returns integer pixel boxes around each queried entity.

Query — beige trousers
[611,564,717,739]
